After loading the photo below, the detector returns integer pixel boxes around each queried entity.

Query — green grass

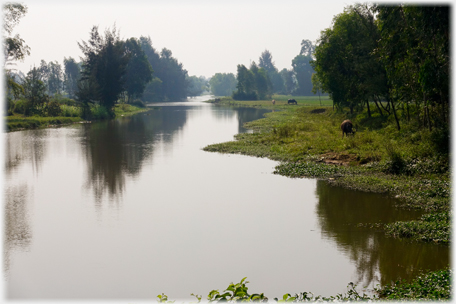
[5,103,150,132]
[206,95,333,108]
[5,115,84,131]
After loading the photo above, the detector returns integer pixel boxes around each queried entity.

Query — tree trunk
[366,99,371,117]
[390,97,401,131]
[373,96,384,116]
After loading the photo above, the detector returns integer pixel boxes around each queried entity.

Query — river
[3,95,449,300]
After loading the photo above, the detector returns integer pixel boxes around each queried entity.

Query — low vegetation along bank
[157,269,451,302]
[203,96,450,300]
[5,96,150,132]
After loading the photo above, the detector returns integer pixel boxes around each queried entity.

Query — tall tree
[47,61,63,96]
[124,37,153,102]
[233,64,256,100]
[22,67,48,115]
[279,68,295,95]
[292,53,314,96]
[64,57,80,99]
[78,25,129,116]
[259,50,284,94]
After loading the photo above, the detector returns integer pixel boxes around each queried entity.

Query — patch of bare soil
[317,152,358,166]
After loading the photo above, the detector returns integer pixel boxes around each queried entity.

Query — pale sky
[9,0,357,78]
[7,0,452,79]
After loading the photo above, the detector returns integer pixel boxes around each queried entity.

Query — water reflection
[4,130,48,177]
[4,184,32,275]
[315,180,449,287]
[80,108,189,202]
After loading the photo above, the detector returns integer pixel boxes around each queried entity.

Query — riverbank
[158,267,451,302]
[5,103,150,132]
[203,97,450,244]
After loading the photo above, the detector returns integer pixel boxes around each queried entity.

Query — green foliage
[44,100,63,117]
[206,277,268,302]
[187,75,208,97]
[124,37,153,102]
[22,67,49,115]
[377,268,451,300]
[292,53,314,96]
[209,73,237,97]
[5,115,83,131]
[78,25,129,116]
[63,57,81,99]
[157,293,174,303]
[385,212,450,243]
[157,270,452,302]
[89,104,110,120]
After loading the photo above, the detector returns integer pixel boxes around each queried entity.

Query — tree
[258,50,276,75]
[139,36,163,102]
[187,75,207,97]
[47,61,63,96]
[22,67,48,115]
[300,39,316,57]
[259,50,284,94]
[311,73,324,106]
[78,25,129,116]
[3,3,30,67]
[209,73,237,97]
[279,68,295,95]
[250,62,271,100]
[233,64,256,100]
[292,53,314,95]
[157,48,188,101]
[124,37,153,102]
[312,6,383,114]
[376,4,449,131]
[64,57,80,99]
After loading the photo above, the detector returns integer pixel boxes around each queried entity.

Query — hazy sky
[8,0,449,78]
[9,0,356,78]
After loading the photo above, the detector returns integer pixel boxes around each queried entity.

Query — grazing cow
[272,99,275,105]
[340,120,355,137]
[288,99,297,105]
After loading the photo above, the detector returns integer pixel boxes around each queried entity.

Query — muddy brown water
[3,96,449,300]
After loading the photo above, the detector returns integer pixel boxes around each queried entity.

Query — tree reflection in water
[80,108,188,204]
[315,180,449,288]
[4,184,32,275]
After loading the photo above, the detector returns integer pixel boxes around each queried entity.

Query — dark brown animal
[288,99,297,105]
[340,120,355,137]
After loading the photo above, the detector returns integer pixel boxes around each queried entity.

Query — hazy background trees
[209,73,237,97]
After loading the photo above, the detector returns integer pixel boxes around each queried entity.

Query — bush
[130,99,146,108]
[45,100,63,117]
[232,91,258,101]
[90,104,110,120]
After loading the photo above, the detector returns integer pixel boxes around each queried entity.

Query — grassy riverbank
[5,103,150,132]
[203,97,450,244]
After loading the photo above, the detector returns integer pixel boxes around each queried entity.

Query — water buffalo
[340,120,355,137]
[288,99,297,105]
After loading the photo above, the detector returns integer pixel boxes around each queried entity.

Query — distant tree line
[311,4,449,134]
[208,44,319,100]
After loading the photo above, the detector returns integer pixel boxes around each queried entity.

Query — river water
[3,95,449,301]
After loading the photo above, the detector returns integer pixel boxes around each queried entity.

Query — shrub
[91,104,110,120]
[130,99,146,108]
[45,100,63,117]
